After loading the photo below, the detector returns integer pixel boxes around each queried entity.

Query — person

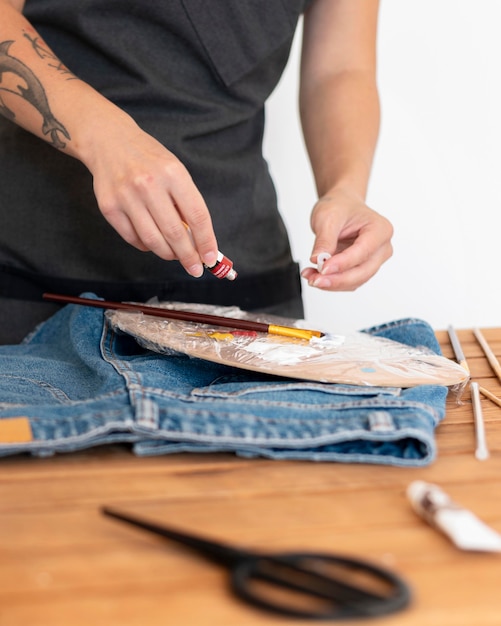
[0,0,393,344]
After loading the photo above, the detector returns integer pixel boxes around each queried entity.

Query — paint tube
[407,481,501,552]
[317,252,331,272]
[183,222,237,280]
[205,251,237,281]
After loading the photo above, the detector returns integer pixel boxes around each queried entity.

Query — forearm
[299,75,391,292]
[0,1,135,166]
[297,0,391,292]
[299,69,380,200]
[299,0,380,201]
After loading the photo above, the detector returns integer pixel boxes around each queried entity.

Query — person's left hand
[300,188,393,291]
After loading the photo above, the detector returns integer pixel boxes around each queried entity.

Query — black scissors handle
[229,552,410,620]
[102,507,411,620]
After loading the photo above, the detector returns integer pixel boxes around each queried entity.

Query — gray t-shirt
[0,0,311,311]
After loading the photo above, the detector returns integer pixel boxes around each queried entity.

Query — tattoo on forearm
[23,32,77,79]
[0,39,71,149]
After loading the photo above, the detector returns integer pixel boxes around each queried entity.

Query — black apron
[0,1,312,340]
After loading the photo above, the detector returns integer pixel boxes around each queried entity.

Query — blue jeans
[0,296,447,466]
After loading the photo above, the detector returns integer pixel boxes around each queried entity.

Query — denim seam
[0,388,132,414]
[141,388,441,420]
[132,443,435,466]
[198,382,402,394]
[128,386,400,403]
[190,386,403,398]
[100,320,145,399]
[130,427,433,448]
[132,440,435,466]
[0,430,141,453]
[153,408,435,429]
[0,375,73,403]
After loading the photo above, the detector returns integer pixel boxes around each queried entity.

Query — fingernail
[311,276,331,288]
[189,263,204,278]
[203,252,218,268]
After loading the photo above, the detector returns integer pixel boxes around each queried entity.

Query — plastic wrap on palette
[106,302,470,388]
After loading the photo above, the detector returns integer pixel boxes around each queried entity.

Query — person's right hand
[83,114,219,277]
[0,2,218,277]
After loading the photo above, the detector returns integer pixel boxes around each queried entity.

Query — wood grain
[1,328,501,626]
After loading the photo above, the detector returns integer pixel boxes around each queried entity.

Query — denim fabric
[0,296,447,466]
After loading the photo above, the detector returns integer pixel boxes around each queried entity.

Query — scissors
[101,507,411,620]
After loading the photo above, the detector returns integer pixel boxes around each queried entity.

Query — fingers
[301,194,394,291]
[93,142,218,277]
[99,182,203,277]
[302,235,393,291]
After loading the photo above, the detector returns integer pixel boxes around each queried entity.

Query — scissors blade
[102,507,246,565]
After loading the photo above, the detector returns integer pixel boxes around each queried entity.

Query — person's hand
[83,114,219,278]
[300,188,393,291]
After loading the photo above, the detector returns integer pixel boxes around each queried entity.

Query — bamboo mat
[1,328,500,626]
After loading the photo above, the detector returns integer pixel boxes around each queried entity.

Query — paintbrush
[470,381,489,461]
[447,325,470,372]
[473,327,501,385]
[478,386,501,409]
[43,293,324,341]
[448,325,490,459]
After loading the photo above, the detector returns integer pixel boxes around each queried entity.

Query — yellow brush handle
[268,325,323,341]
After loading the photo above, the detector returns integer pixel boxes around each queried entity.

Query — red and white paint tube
[183,222,237,281]
[206,251,237,280]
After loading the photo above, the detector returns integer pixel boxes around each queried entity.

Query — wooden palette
[107,303,469,388]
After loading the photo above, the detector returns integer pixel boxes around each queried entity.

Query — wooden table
[1,328,500,626]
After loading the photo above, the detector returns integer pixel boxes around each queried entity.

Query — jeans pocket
[0,374,71,406]
[191,379,402,402]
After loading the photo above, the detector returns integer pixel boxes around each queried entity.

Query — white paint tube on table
[407,481,501,552]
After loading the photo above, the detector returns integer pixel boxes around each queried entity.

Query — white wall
[263,0,501,332]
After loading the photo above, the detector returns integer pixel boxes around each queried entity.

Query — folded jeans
[0,296,447,466]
